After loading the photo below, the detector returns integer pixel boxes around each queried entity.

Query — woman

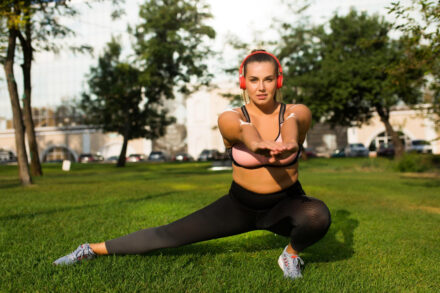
[54,50,331,280]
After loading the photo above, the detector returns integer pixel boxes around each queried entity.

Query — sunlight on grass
[0,159,439,292]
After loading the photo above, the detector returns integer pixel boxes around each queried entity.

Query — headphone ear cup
[239,76,246,89]
[277,75,283,88]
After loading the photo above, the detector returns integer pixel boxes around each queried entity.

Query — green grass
[1,158,439,292]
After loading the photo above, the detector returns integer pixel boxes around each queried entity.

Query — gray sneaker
[277,246,304,279]
[53,243,96,266]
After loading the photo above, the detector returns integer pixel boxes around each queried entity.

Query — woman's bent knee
[303,198,331,233]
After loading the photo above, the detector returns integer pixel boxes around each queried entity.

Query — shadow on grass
[0,179,22,189]
[0,191,175,222]
[302,209,358,263]
[141,209,358,263]
[401,178,440,188]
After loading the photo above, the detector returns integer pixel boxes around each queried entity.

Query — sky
[0,0,406,120]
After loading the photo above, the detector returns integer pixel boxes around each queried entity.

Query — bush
[394,153,439,172]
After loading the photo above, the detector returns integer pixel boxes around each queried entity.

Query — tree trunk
[375,105,405,158]
[117,122,130,167]
[117,135,129,167]
[3,28,32,185]
[19,23,43,176]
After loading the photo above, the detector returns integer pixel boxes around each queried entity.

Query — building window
[43,146,75,162]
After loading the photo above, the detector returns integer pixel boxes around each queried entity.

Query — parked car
[78,153,102,163]
[127,154,146,162]
[344,143,369,157]
[0,150,17,164]
[406,140,432,154]
[331,148,346,158]
[377,143,395,157]
[302,148,318,158]
[148,151,169,162]
[172,152,194,162]
[198,149,223,161]
[105,156,119,163]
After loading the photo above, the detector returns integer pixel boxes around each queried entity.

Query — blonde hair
[241,90,283,104]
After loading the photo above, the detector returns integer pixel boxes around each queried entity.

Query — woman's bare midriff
[232,163,299,194]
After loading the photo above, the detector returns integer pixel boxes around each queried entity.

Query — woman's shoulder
[218,107,243,120]
[285,103,310,111]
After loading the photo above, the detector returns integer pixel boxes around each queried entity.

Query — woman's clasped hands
[250,140,299,163]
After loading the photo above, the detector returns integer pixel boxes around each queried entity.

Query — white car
[407,140,432,154]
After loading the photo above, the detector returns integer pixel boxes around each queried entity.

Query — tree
[1,1,32,185]
[81,38,174,167]
[1,0,124,184]
[388,0,440,130]
[82,0,215,167]
[133,0,216,100]
[279,9,425,157]
[1,0,78,178]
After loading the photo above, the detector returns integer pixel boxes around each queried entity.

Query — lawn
[0,158,439,292]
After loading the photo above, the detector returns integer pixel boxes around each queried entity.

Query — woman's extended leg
[53,193,259,264]
[104,193,258,254]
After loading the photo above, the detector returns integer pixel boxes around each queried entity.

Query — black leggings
[105,181,331,254]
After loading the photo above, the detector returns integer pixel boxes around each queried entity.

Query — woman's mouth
[257,94,267,100]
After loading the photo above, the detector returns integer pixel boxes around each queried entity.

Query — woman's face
[244,61,277,106]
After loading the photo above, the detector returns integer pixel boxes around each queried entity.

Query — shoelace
[72,245,94,261]
[283,253,304,275]
[293,255,304,266]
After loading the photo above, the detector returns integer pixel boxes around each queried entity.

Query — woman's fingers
[254,141,286,157]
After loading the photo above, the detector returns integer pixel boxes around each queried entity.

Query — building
[186,85,236,159]
[0,107,152,162]
[185,90,440,157]
[347,105,439,154]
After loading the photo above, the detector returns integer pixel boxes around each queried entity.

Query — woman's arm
[218,110,285,156]
[280,104,312,154]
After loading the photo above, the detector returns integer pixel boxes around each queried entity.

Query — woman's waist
[232,165,299,194]
[229,180,305,210]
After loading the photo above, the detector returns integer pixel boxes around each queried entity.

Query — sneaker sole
[277,255,285,271]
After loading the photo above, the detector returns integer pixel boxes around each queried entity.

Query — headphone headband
[238,51,283,89]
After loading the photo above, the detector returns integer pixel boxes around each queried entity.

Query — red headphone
[239,51,283,90]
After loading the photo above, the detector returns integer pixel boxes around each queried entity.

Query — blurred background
[1,0,439,180]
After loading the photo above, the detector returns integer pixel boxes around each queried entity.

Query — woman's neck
[247,100,279,116]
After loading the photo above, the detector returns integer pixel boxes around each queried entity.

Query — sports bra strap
[241,105,251,122]
[279,103,286,124]
[241,103,286,124]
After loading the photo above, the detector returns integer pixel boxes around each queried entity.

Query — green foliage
[0,17,6,64]
[133,0,216,97]
[0,1,125,57]
[81,38,173,140]
[388,0,440,127]
[394,153,440,172]
[279,9,425,127]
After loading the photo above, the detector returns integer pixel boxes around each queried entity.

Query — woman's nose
[258,80,265,91]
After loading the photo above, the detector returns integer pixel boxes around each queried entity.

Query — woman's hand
[275,141,299,160]
[250,140,299,161]
[250,141,285,157]
[250,140,299,163]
